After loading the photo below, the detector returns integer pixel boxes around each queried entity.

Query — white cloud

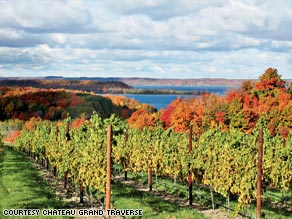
[107,0,225,20]
[51,34,67,45]
[0,0,291,79]
[0,0,91,31]
[271,40,292,50]
[0,28,23,40]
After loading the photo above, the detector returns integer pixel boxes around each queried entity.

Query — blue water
[120,94,191,110]
[119,85,230,110]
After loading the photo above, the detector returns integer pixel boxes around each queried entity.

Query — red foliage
[243,109,258,132]
[160,98,180,129]
[226,89,243,104]
[58,99,68,108]
[215,111,225,124]
[71,118,86,129]
[69,94,84,107]
[243,94,253,109]
[18,112,26,120]
[255,78,285,92]
[280,126,289,139]
[122,108,131,119]
[12,112,18,119]
[0,87,88,121]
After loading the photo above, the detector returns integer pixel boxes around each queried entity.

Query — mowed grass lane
[0,146,71,219]
[0,146,207,219]
[112,180,207,219]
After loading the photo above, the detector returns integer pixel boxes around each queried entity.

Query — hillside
[0,87,144,121]
[0,79,131,93]
[0,78,214,95]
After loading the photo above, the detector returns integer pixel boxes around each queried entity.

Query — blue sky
[0,0,291,79]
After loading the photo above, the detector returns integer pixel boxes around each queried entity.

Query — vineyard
[2,112,290,218]
[0,68,292,218]
[1,0,292,215]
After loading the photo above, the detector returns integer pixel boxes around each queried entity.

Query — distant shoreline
[106,88,208,95]
[0,79,226,95]
[0,76,263,87]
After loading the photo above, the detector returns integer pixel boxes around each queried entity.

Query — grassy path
[119,173,292,219]
[0,147,71,219]
[0,146,208,219]
[112,180,207,219]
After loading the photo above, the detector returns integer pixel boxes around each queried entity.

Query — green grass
[111,181,206,219]
[0,146,71,219]
[123,171,292,219]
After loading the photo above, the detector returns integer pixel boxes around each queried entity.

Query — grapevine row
[11,114,292,212]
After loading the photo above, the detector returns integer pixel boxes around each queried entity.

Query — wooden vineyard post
[64,171,68,189]
[148,167,153,191]
[53,126,58,179]
[80,185,84,204]
[64,123,70,190]
[148,130,153,192]
[105,125,112,219]
[257,128,263,219]
[53,166,57,179]
[188,125,193,206]
[125,130,128,181]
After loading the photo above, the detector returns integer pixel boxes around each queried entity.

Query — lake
[119,85,231,110]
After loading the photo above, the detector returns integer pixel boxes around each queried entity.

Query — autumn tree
[241,80,254,94]
[259,67,283,82]
[128,105,158,129]
[254,68,286,96]
[169,98,193,132]
[160,98,181,129]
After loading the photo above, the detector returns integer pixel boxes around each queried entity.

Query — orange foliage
[154,69,292,135]
[71,117,86,129]
[168,98,193,132]
[23,117,40,131]
[4,130,21,144]
[105,95,142,110]
[278,92,291,110]
[128,105,157,129]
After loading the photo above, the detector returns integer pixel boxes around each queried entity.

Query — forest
[0,87,148,122]
[0,79,131,94]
